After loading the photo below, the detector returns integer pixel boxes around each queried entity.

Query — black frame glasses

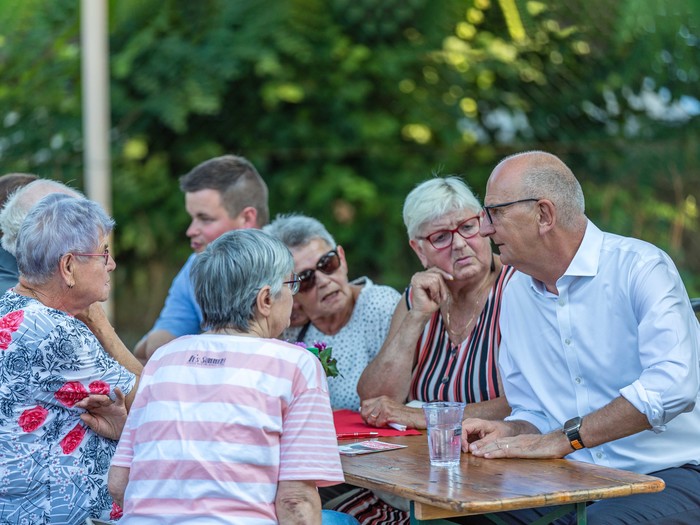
[297,249,341,293]
[482,198,539,224]
[72,248,111,266]
[417,216,481,250]
[283,273,301,295]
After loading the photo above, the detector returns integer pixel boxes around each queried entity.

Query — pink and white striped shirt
[112,334,344,524]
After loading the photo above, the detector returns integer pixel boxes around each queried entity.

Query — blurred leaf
[1,0,698,346]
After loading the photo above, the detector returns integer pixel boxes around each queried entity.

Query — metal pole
[81,0,113,318]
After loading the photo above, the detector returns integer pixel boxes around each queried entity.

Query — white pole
[81,0,113,318]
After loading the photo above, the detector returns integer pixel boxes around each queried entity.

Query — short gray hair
[262,213,336,249]
[0,179,84,256]
[403,176,482,239]
[16,194,115,285]
[502,151,585,229]
[191,229,294,331]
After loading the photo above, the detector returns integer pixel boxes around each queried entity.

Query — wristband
[563,416,586,450]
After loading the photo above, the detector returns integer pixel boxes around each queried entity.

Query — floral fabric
[282,277,400,410]
[0,291,135,524]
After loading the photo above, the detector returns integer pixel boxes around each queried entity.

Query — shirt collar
[563,219,601,278]
[528,219,601,294]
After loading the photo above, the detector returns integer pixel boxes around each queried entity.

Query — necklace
[444,275,493,346]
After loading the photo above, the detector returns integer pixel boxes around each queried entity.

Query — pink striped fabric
[112,334,344,524]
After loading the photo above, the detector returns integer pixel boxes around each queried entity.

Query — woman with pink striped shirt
[108,229,358,525]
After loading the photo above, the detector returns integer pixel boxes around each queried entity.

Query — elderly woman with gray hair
[334,176,515,524]
[108,229,357,525]
[264,214,401,411]
[0,194,141,523]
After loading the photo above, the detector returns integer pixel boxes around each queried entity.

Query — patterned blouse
[282,277,401,410]
[407,265,516,404]
[0,291,136,524]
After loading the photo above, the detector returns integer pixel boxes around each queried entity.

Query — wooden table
[340,434,665,524]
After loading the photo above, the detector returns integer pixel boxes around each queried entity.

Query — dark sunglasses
[297,249,341,293]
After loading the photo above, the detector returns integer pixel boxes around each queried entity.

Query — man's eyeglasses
[282,273,301,295]
[73,248,111,266]
[417,216,480,250]
[482,198,539,225]
[297,249,341,293]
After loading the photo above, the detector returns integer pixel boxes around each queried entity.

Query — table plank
[341,435,665,519]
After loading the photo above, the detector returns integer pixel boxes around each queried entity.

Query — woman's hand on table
[360,396,427,429]
[76,387,127,440]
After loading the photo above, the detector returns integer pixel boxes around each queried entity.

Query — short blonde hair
[402,176,482,239]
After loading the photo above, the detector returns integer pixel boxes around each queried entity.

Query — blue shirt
[0,246,18,294]
[500,220,700,474]
[153,254,203,337]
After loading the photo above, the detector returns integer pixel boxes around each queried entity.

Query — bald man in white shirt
[459,151,700,524]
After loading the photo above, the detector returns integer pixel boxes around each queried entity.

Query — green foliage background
[1,0,698,346]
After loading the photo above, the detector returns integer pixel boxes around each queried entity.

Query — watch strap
[563,416,586,450]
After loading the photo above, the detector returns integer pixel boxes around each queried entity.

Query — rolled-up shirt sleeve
[619,254,700,432]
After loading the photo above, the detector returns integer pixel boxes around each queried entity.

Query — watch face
[564,417,581,432]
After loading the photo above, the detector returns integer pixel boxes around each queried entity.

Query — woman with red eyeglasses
[264,214,401,412]
[335,176,515,525]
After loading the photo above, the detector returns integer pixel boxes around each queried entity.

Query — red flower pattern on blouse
[0,331,11,351]
[0,310,24,331]
[89,380,110,395]
[18,405,49,432]
[60,423,86,454]
[0,309,23,350]
[110,502,123,520]
[0,292,134,519]
[55,381,88,407]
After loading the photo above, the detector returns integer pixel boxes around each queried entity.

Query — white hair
[402,176,482,240]
[0,179,84,256]
[263,213,336,249]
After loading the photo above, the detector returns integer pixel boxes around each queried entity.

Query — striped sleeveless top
[407,265,515,404]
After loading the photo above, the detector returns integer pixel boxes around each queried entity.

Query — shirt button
[558,298,566,306]
[575,377,582,384]
[441,377,449,384]
[565,338,571,345]
[596,452,603,459]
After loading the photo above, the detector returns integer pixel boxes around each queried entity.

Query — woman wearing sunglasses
[335,176,515,524]
[264,214,401,411]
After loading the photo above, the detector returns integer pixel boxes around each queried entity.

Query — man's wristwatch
[563,416,586,450]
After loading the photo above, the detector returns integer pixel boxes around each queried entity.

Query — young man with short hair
[134,155,269,363]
